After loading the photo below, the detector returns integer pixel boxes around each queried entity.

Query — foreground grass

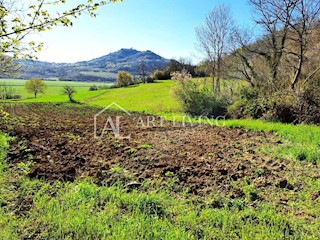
[0,143,318,239]
[1,179,311,239]
[222,119,320,164]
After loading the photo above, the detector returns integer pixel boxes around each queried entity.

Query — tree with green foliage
[25,78,47,98]
[116,71,134,87]
[63,85,77,102]
[0,0,122,59]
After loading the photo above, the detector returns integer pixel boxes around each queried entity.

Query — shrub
[0,82,16,100]
[145,76,155,83]
[89,85,98,91]
[228,87,271,119]
[12,94,21,99]
[152,69,171,80]
[171,69,192,81]
[228,85,320,124]
[173,76,227,117]
[294,84,320,124]
[116,71,134,87]
[63,86,77,102]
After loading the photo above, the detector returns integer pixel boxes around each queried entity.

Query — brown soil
[0,103,317,199]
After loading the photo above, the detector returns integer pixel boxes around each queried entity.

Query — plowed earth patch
[1,104,317,199]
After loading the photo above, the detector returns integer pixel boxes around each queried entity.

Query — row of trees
[185,0,320,124]
[196,1,320,93]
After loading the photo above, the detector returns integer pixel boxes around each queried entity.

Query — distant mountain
[15,49,169,82]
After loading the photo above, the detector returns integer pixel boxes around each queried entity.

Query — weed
[141,144,152,149]
[252,168,265,177]
[110,166,122,174]
[127,148,138,155]
[16,160,35,175]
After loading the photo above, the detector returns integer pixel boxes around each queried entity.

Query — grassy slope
[84,80,181,114]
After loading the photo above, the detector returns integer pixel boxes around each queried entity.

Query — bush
[173,77,227,117]
[63,86,77,102]
[228,85,320,124]
[152,70,171,80]
[228,88,272,119]
[12,94,21,99]
[0,82,16,100]
[145,76,155,83]
[116,71,134,87]
[294,84,320,124]
[89,85,98,91]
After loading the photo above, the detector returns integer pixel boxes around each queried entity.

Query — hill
[15,48,169,82]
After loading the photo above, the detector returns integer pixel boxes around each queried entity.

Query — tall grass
[224,119,320,164]
[1,179,316,239]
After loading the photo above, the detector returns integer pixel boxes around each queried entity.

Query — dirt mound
[0,103,305,196]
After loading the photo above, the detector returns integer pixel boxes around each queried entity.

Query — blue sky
[34,0,254,63]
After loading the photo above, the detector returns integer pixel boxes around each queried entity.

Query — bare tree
[285,0,320,89]
[196,4,234,93]
[232,0,320,92]
[136,61,148,83]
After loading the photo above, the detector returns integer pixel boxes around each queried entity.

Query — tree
[25,78,47,98]
[0,0,122,59]
[227,0,320,123]
[63,86,76,102]
[136,61,148,83]
[232,0,320,92]
[196,4,234,94]
[116,71,134,87]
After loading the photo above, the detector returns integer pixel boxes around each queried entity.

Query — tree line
[174,0,320,124]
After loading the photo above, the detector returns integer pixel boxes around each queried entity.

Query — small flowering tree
[170,69,192,81]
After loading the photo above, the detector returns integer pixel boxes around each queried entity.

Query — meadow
[1,79,320,239]
[0,79,111,102]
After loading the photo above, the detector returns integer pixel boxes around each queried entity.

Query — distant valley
[15,48,169,82]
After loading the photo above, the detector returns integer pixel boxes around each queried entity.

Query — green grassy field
[0,79,111,102]
[84,80,181,114]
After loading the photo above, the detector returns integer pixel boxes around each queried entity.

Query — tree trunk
[212,76,215,92]
[291,45,304,90]
[215,78,221,94]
